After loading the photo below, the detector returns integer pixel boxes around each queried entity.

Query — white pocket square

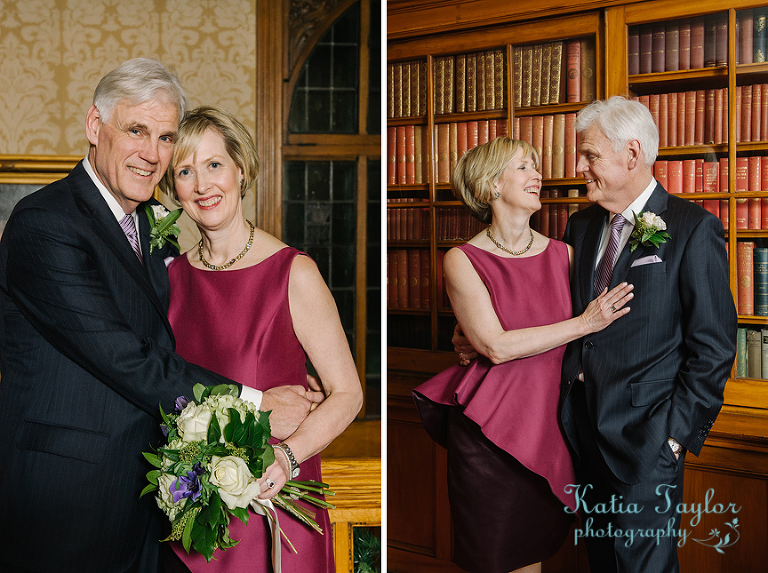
[631,255,663,267]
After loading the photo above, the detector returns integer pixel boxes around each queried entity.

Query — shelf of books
[387,14,601,361]
[625,3,768,412]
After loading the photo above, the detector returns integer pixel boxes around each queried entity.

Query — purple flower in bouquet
[170,463,204,503]
[175,395,191,413]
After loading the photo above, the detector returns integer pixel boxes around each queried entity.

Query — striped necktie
[120,214,143,265]
[593,214,625,294]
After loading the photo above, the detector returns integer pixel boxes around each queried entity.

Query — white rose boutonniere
[144,204,182,254]
[629,211,670,252]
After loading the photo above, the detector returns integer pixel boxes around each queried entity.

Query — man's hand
[452,323,478,366]
[260,385,325,440]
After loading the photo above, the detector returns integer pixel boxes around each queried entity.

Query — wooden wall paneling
[604,6,628,97]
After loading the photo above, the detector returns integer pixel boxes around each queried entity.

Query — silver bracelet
[274,443,300,479]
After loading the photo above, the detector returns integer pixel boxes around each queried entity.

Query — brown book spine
[410,61,422,116]
[720,157,729,192]
[742,84,753,142]
[437,124,450,184]
[558,202,569,239]
[702,160,719,216]
[691,17,705,69]
[741,11,754,65]
[444,56,455,114]
[520,116,533,147]
[754,83,763,142]
[393,62,404,117]
[738,241,755,315]
[478,120,490,146]
[658,92,669,148]
[683,159,696,193]
[419,61,428,116]
[489,119,497,141]
[750,156,762,229]
[476,51,487,111]
[762,157,768,227]
[679,19,692,70]
[668,92,678,146]
[649,94,660,135]
[387,127,397,185]
[677,92,686,146]
[457,122,468,161]
[448,122,458,180]
[666,21,680,72]
[737,156,749,230]
[580,38,596,102]
[496,120,508,137]
[494,49,506,110]
[397,249,409,308]
[736,85,743,142]
[668,160,683,193]
[540,43,552,107]
[466,53,477,112]
[716,14,728,67]
[542,114,554,179]
[522,45,533,108]
[714,88,724,144]
[513,46,523,108]
[652,23,666,73]
[413,125,423,184]
[402,61,411,117]
[485,50,496,110]
[695,158,704,193]
[455,54,466,113]
[433,58,445,115]
[640,24,653,74]
[694,90,705,145]
[532,115,544,162]
[549,42,564,104]
[628,26,640,75]
[408,249,420,309]
[405,125,415,184]
[387,64,395,118]
[420,249,430,309]
[654,160,668,189]
[750,155,762,191]
[704,89,715,144]
[436,249,446,309]
[396,126,407,185]
[553,114,566,179]
[566,39,581,103]
[685,91,696,146]
[704,15,717,67]
[467,120,479,150]
[565,112,577,178]
[531,44,543,106]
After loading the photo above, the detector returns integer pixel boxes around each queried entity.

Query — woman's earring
[494,191,501,199]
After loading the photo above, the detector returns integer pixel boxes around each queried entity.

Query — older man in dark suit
[0,59,321,573]
[559,96,737,572]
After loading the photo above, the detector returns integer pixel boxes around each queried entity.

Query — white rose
[151,204,170,220]
[157,473,186,521]
[176,402,212,442]
[209,455,261,510]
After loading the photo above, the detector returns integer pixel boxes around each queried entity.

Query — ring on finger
[266,479,275,489]
[610,305,616,313]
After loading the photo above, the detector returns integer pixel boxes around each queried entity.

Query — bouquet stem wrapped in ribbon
[141,384,334,569]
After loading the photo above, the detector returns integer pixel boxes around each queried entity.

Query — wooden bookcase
[387,2,768,572]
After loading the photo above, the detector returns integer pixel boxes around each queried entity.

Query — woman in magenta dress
[160,106,362,572]
[413,138,633,573]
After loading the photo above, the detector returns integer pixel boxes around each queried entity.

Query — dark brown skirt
[446,407,573,573]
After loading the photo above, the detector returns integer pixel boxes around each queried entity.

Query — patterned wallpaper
[0,0,257,157]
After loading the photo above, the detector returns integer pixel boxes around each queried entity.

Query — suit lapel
[69,163,173,337]
[611,183,669,287]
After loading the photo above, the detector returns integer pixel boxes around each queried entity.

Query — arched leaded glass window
[283,0,381,419]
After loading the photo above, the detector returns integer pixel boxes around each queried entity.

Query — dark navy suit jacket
[560,183,737,484]
[0,162,237,572]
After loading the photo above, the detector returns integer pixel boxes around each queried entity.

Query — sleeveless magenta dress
[167,247,334,573]
[413,240,576,572]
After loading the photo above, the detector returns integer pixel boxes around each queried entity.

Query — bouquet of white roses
[141,383,334,563]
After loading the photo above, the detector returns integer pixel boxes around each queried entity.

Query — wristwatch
[275,443,300,479]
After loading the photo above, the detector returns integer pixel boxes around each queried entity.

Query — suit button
[585,341,594,349]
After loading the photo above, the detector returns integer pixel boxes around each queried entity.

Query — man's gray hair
[93,58,188,123]
[575,95,659,167]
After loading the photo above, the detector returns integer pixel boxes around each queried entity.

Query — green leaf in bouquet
[182,508,197,554]
[208,383,239,397]
[139,483,158,498]
[193,383,207,403]
[223,408,241,443]
[143,451,162,468]
[231,506,250,525]
[144,469,162,485]
[207,412,222,444]
[191,520,218,563]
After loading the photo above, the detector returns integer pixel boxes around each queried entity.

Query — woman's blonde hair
[160,106,260,201]
[452,137,538,224]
